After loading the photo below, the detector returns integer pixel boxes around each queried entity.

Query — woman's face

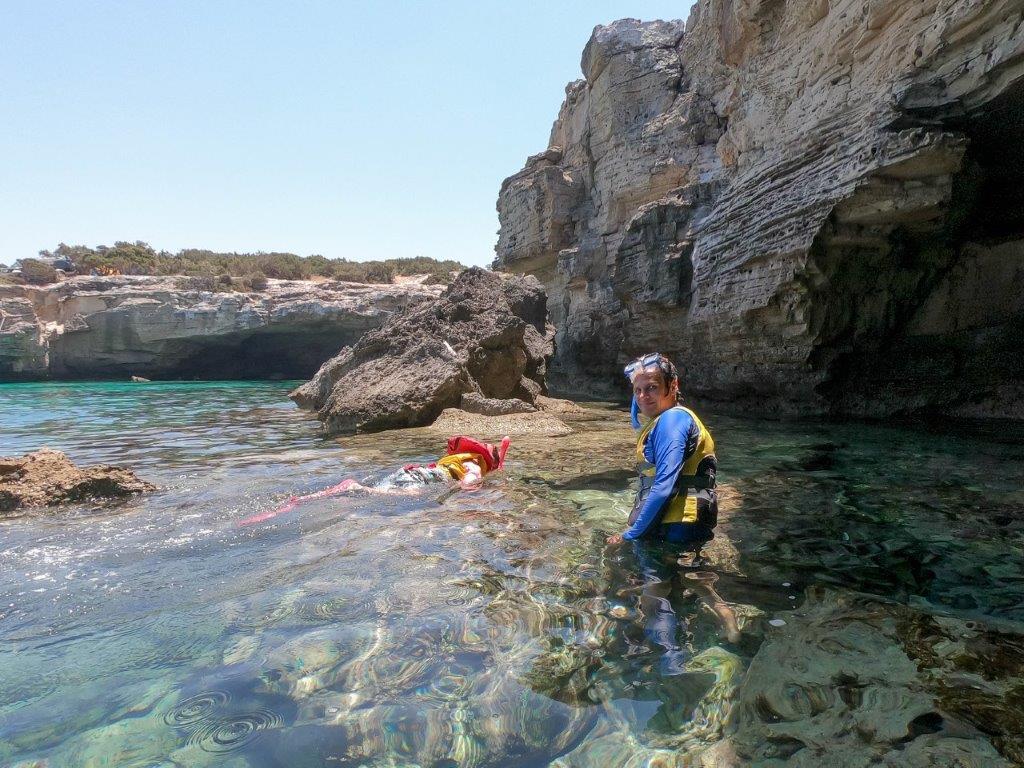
[632,370,678,419]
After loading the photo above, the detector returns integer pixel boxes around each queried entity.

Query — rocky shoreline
[5,2,1023,422]
[0,275,441,382]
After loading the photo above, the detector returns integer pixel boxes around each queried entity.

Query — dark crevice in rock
[810,79,1024,417]
[50,322,366,381]
[946,84,1024,245]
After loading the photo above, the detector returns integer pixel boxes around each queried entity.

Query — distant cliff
[0,276,441,381]
[496,1,1024,419]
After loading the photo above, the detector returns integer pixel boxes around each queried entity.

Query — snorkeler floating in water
[238,435,511,526]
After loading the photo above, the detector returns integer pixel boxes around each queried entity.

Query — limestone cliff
[0,276,441,381]
[496,1,1024,418]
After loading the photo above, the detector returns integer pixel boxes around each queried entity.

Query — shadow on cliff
[811,80,1024,420]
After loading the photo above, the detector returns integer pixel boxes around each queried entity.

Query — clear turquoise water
[1,382,1023,766]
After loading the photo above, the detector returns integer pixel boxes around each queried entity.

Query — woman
[606,354,731,671]
[607,352,718,548]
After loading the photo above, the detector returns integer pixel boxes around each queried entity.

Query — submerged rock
[291,268,554,434]
[722,588,1015,766]
[0,448,155,513]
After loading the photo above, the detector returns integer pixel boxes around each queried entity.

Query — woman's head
[624,353,679,424]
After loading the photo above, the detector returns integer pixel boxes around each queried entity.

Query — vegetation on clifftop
[21,242,465,289]
[16,258,59,285]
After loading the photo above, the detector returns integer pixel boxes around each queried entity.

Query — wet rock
[722,589,1013,766]
[535,395,583,414]
[291,268,554,434]
[534,395,610,422]
[427,407,572,438]
[0,448,155,513]
[495,5,1024,419]
[460,392,536,416]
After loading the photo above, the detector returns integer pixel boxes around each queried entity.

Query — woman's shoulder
[654,405,694,431]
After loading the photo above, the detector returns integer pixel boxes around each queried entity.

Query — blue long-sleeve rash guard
[622,407,699,540]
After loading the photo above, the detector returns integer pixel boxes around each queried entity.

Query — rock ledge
[0,448,155,513]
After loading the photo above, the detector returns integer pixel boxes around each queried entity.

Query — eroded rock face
[495,2,1024,418]
[0,276,442,381]
[290,268,554,434]
[0,448,155,514]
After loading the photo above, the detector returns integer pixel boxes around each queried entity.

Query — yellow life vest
[633,405,716,525]
[436,452,487,481]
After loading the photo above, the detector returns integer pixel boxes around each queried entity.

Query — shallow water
[1,382,1022,766]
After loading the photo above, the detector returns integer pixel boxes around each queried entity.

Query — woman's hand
[606,533,624,545]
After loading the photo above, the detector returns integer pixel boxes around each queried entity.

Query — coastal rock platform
[0,275,441,381]
[0,448,155,514]
[427,407,573,437]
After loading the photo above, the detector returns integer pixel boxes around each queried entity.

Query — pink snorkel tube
[497,435,511,469]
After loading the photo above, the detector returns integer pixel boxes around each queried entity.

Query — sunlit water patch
[1,382,1022,765]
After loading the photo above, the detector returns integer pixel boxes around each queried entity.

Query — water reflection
[0,383,1022,765]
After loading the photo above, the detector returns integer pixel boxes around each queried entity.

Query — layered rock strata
[0,448,155,514]
[496,2,1024,418]
[290,268,554,434]
[0,276,441,381]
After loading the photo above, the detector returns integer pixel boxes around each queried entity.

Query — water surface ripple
[1,381,1022,766]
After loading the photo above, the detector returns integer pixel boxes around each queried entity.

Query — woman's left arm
[621,410,692,540]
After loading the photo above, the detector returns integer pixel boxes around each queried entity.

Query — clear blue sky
[1,1,694,267]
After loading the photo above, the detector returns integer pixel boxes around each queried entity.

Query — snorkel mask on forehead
[624,352,678,428]
[623,352,666,380]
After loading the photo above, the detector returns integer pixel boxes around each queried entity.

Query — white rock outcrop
[0,276,442,381]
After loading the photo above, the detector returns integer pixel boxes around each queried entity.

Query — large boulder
[0,448,155,514]
[290,268,554,434]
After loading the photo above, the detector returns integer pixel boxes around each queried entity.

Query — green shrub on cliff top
[19,258,59,285]
[36,243,466,289]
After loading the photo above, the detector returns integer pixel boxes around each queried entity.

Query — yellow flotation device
[436,452,488,481]
[632,405,716,525]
